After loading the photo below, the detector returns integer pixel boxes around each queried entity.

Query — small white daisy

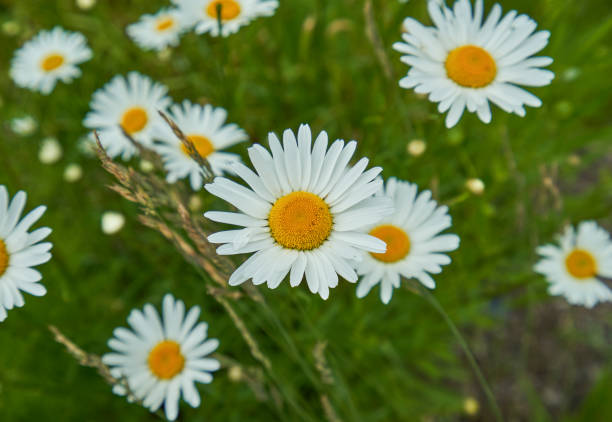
[204,124,393,299]
[0,186,52,322]
[153,100,248,190]
[356,178,460,304]
[83,72,172,160]
[393,0,554,128]
[177,0,279,37]
[103,294,220,421]
[10,26,92,95]
[534,221,612,308]
[127,8,189,51]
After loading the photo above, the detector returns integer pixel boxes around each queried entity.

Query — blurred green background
[1,0,612,420]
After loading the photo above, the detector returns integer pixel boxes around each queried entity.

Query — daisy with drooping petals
[10,27,92,95]
[356,178,460,304]
[0,186,52,322]
[127,8,189,51]
[103,294,220,421]
[204,124,394,299]
[153,100,248,190]
[177,0,279,37]
[393,0,554,128]
[534,221,612,308]
[83,72,171,160]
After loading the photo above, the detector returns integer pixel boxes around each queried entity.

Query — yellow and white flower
[127,8,189,51]
[356,178,460,304]
[10,27,92,94]
[83,72,171,160]
[393,0,554,128]
[176,0,279,37]
[534,221,612,308]
[103,294,220,421]
[205,124,393,299]
[0,186,52,322]
[153,100,248,190]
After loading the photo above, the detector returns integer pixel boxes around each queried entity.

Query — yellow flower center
[268,191,333,251]
[0,239,9,277]
[369,225,410,263]
[120,107,148,135]
[445,45,497,88]
[147,340,185,380]
[181,134,215,158]
[206,0,242,21]
[41,53,65,72]
[155,16,176,32]
[565,249,597,280]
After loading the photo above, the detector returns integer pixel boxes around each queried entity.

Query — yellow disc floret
[268,191,333,250]
[445,45,497,88]
[0,239,9,277]
[41,53,65,72]
[565,249,597,279]
[182,134,215,158]
[148,340,185,380]
[156,16,176,32]
[206,0,242,21]
[120,107,148,135]
[369,225,411,263]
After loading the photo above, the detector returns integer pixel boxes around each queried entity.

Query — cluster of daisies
[3,0,611,420]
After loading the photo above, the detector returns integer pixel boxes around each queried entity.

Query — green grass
[1,0,612,420]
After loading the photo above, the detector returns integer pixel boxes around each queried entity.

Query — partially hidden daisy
[356,178,460,304]
[204,124,394,299]
[10,26,92,95]
[534,221,612,308]
[83,72,171,160]
[153,100,248,190]
[176,0,279,37]
[102,294,220,421]
[0,186,52,322]
[127,8,189,51]
[393,0,554,128]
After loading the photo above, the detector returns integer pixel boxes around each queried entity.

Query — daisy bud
[76,0,96,10]
[463,397,479,416]
[101,212,125,235]
[39,138,63,164]
[465,178,485,195]
[140,159,154,173]
[228,366,243,382]
[63,163,83,182]
[407,139,426,157]
[188,195,203,212]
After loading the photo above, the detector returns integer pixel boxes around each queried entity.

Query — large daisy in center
[204,124,393,299]
[393,0,554,128]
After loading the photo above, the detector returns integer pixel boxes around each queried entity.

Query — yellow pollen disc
[369,225,411,263]
[182,134,215,158]
[156,16,175,32]
[445,45,497,88]
[0,239,9,277]
[148,340,185,380]
[120,107,148,135]
[268,191,333,251]
[206,0,242,21]
[41,53,65,72]
[565,249,597,280]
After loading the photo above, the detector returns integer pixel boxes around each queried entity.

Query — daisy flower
[176,0,279,37]
[10,26,92,95]
[204,124,393,299]
[393,0,554,128]
[153,100,248,190]
[534,221,612,308]
[83,72,171,160]
[0,186,52,322]
[102,294,220,421]
[356,178,460,304]
[127,8,189,51]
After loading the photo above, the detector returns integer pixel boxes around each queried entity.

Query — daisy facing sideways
[393,0,554,128]
[0,186,52,322]
[10,27,92,95]
[103,294,220,421]
[356,178,460,304]
[83,72,171,160]
[534,221,612,308]
[153,100,248,190]
[204,124,394,299]
[176,0,279,37]
[127,8,190,51]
